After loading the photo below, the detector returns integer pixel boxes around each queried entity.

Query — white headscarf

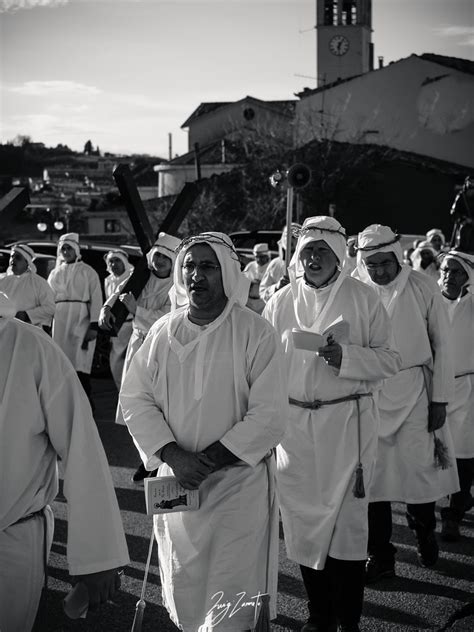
[288,216,348,331]
[8,244,37,275]
[146,232,181,270]
[426,228,446,246]
[56,232,81,266]
[355,224,411,316]
[104,248,133,277]
[171,232,250,311]
[277,222,302,259]
[411,240,438,272]
[439,250,474,294]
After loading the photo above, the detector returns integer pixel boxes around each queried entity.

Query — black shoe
[416,530,439,567]
[365,555,395,584]
[131,463,149,483]
[441,507,461,542]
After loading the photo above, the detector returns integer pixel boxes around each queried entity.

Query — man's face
[429,235,443,252]
[60,244,77,264]
[255,253,270,266]
[365,251,400,285]
[440,259,468,298]
[9,251,28,275]
[419,248,435,269]
[151,251,172,278]
[300,240,339,287]
[182,244,226,313]
[109,256,125,277]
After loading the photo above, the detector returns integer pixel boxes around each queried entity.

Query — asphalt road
[32,377,474,632]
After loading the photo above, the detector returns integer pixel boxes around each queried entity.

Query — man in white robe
[426,228,447,253]
[0,292,129,632]
[437,250,474,541]
[243,242,270,314]
[0,244,55,329]
[259,223,300,303]
[48,233,103,406]
[100,249,134,389]
[353,225,458,583]
[100,233,181,482]
[411,239,440,281]
[264,217,401,632]
[120,232,288,631]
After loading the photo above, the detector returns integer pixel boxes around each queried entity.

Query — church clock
[329,34,350,56]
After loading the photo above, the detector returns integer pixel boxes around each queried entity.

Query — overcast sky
[1,0,473,158]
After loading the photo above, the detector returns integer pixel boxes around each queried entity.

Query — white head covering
[355,224,412,316]
[9,244,37,274]
[355,224,403,284]
[426,228,446,246]
[0,291,17,328]
[253,243,269,255]
[146,232,181,270]
[288,216,348,330]
[277,223,302,259]
[411,240,438,272]
[171,232,250,311]
[439,250,474,294]
[56,232,81,265]
[104,248,133,277]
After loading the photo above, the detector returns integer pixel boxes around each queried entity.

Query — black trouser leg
[406,501,436,531]
[327,556,366,628]
[76,371,94,411]
[368,501,396,562]
[449,458,474,521]
[299,563,336,627]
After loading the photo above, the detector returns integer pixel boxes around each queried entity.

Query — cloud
[8,80,101,97]
[433,26,474,47]
[0,0,68,12]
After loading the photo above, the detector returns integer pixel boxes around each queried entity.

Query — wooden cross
[0,187,30,240]
[108,164,200,333]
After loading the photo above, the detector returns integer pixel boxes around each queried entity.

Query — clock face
[329,35,350,56]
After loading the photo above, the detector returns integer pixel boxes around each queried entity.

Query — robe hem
[369,489,460,504]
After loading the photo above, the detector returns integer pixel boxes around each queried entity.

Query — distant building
[295,53,474,170]
[155,96,296,197]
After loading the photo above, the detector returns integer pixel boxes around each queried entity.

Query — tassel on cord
[352,398,366,498]
[253,593,271,632]
[433,431,452,470]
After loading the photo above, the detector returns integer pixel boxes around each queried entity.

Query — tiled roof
[296,53,474,100]
[166,139,245,166]
[181,96,297,128]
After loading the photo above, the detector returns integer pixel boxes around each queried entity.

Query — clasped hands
[73,567,123,611]
[81,326,98,349]
[161,441,238,490]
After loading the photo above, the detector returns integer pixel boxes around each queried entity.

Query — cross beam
[108,164,200,333]
[0,187,30,232]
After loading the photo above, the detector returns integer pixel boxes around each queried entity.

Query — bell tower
[316,0,373,87]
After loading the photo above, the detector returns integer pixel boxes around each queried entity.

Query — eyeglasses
[182,262,221,276]
[365,260,398,271]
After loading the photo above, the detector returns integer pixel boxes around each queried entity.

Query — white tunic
[0,319,129,631]
[120,305,288,631]
[0,271,55,327]
[48,261,103,373]
[259,257,286,303]
[354,269,459,503]
[443,292,474,458]
[264,276,401,569]
[103,271,133,389]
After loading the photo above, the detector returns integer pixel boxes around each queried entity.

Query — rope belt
[55,299,89,304]
[289,392,372,499]
[455,371,474,379]
[12,508,48,591]
[289,392,372,410]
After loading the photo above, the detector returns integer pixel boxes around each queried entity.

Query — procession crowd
[0,218,472,632]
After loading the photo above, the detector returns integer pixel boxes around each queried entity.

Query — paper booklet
[292,316,350,352]
[144,475,200,515]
